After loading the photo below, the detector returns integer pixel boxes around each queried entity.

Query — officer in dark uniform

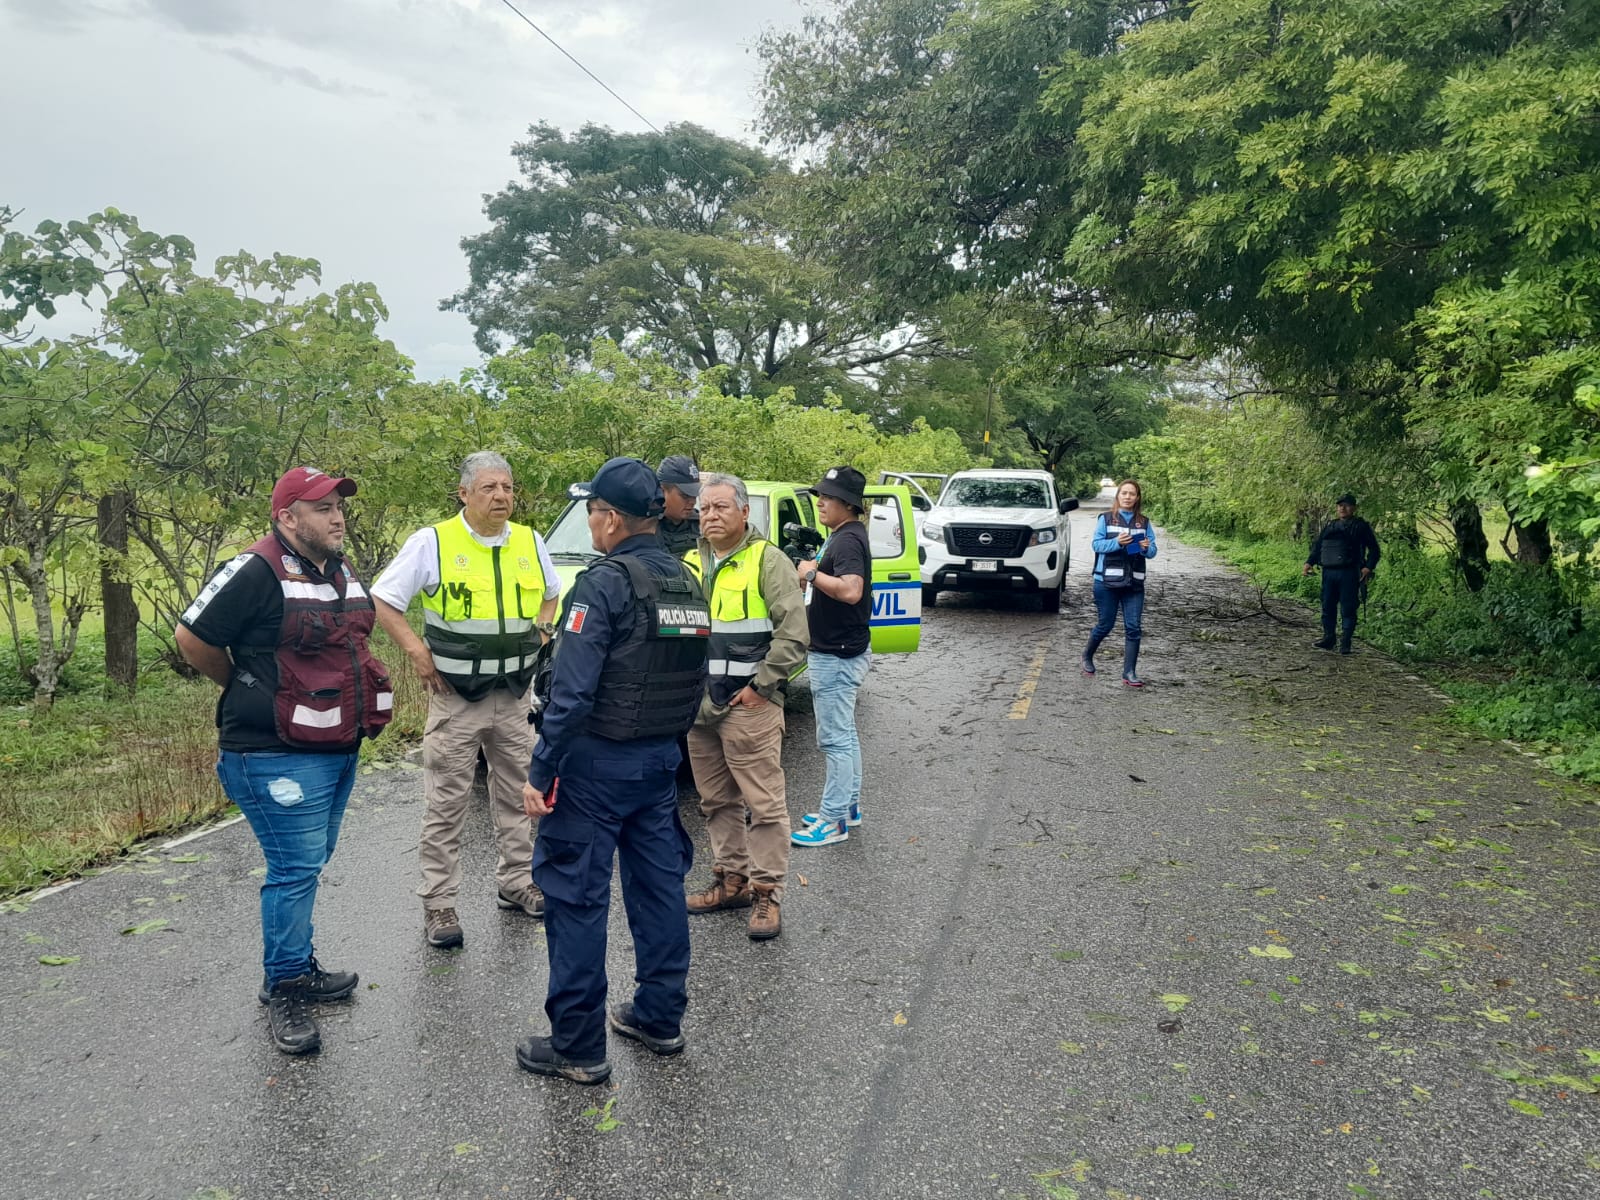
[655,454,702,557]
[1304,492,1381,655]
[516,457,711,1084]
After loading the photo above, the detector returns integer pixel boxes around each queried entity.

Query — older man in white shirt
[371,452,560,949]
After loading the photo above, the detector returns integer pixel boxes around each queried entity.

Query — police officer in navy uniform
[1303,492,1381,655]
[516,457,711,1084]
[655,454,702,557]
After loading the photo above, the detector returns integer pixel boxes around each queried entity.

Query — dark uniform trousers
[532,731,694,1062]
[1321,567,1361,647]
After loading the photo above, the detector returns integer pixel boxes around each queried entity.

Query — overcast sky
[3,0,805,380]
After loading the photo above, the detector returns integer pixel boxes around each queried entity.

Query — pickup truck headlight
[921,521,945,540]
[1028,528,1057,546]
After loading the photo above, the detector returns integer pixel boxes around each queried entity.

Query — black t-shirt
[807,520,872,658]
[180,547,354,752]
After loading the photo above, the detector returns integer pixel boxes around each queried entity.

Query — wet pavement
[3,502,1598,1200]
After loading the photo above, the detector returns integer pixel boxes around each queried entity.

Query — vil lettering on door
[869,583,921,626]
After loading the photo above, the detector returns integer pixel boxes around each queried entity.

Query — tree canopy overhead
[758,0,1600,565]
[445,121,940,399]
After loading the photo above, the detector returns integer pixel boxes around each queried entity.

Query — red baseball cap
[270,467,357,518]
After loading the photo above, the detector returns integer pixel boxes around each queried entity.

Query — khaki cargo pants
[687,699,789,901]
[416,684,535,908]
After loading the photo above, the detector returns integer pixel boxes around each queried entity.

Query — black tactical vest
[1318,519,1358,567]
[582,555,711,741]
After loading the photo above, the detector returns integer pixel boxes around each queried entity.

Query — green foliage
[761,0,1600,557]
[484,336,973,527]
[0,677,228,895]
[1116,397,1423,540]
[446,122,940,400]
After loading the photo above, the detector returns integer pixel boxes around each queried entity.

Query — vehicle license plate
[971,560,998,572]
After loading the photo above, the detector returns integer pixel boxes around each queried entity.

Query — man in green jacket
[680,472,809,940]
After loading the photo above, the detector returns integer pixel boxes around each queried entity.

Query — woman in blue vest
[1082,479,1158,688]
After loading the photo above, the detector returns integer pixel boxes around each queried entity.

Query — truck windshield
[544,500,597,559]
[942,479,1050,509]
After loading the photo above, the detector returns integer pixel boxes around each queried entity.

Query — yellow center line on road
[1008,640,1050,720]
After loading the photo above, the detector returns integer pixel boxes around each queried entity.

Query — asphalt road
[3,503,1598,1200]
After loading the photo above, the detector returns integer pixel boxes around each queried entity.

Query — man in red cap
[176,466,393,1056]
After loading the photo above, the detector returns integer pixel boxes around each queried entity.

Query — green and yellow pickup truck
[542,479,921,654]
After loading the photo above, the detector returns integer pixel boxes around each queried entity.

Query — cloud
[145,0,256,35]
[220,46,386,98]
[1,0,811,389]
[0,0,116,28]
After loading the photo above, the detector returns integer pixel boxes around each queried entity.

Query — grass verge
[1,624,428,900]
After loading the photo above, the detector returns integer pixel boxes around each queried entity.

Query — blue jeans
[217,749,358,985]
[808,650,871,821]
[1086,582,1146,678]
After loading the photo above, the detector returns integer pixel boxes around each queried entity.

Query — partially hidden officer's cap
[1336,492,1358,506]
[271,466,356,518]
[569,457,665,518]
[656,455,701,497]
[813,465,866,510]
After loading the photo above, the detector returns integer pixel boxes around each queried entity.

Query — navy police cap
[656,455,701,497]
[569,457,665,518]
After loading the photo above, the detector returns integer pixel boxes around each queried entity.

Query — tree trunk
[1511,517,1553,567]
[99,492,138,696]
[18,552,60,709]
[1450,499,1490,592]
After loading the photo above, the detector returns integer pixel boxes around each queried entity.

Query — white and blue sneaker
[801,803,862,828]
[791,816,848,847]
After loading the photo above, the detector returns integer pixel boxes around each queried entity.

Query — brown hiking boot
[685,870,752,914]
[747,884,781,941]
[496,884,545,918]
[424,907,464,948]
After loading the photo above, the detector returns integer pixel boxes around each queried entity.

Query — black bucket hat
[814,465,866,510]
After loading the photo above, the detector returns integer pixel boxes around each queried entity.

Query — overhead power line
[494,0,668,136]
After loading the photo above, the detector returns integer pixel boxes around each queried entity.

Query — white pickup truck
[883,469,1081,612]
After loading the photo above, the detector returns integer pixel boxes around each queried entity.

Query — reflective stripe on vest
[419,518,546,699]
[684,541,775,704]
[245,534,393,748]
[1096,515,1148,589]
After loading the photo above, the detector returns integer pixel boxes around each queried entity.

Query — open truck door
[878,471,941,536]
[865,482,921,654]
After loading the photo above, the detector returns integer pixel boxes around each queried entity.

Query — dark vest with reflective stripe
[247,534,393,748]
[577,555,711,741]
[1097,514,1149,591]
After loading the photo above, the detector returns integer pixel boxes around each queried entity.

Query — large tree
[445,122,939,399]
[761,0,1600,576]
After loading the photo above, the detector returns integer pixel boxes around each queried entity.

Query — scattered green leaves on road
[583,1096,621,1132]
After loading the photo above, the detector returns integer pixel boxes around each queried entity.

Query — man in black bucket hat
[792,466,874,851]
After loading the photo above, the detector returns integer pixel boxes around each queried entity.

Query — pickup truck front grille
[947,525,1030,558]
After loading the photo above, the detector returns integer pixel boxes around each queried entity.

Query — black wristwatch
[536,620,557,638]
[803,565,819,583]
